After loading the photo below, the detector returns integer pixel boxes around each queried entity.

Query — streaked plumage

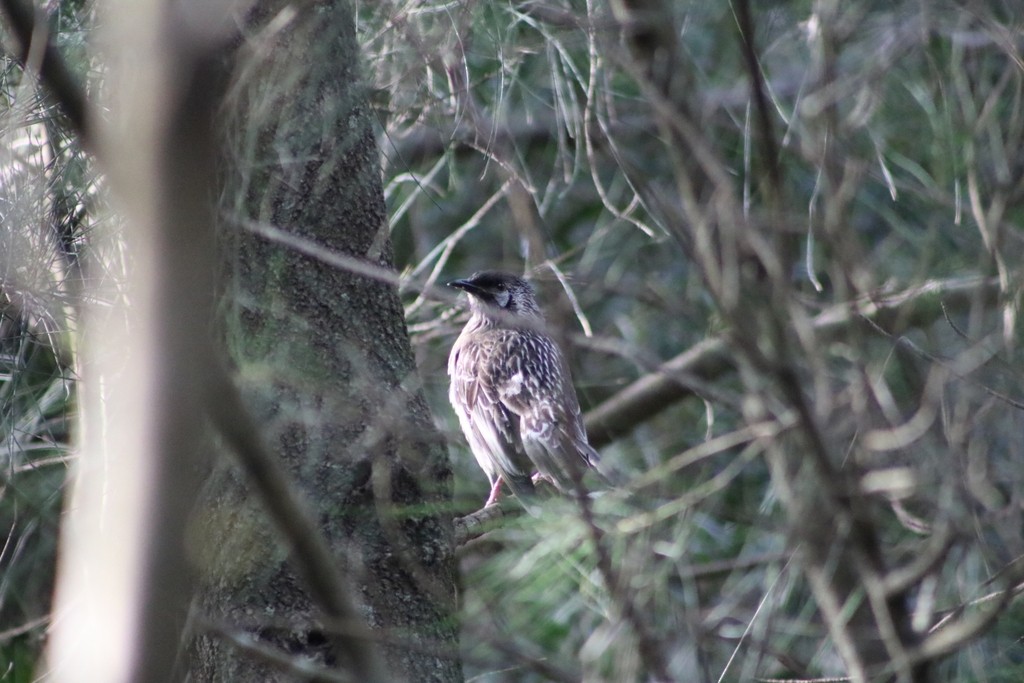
[447,271,603,506]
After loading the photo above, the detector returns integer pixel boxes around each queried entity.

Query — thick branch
[585,276,1004,447]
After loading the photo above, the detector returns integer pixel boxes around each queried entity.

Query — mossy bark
[189,4,461,681]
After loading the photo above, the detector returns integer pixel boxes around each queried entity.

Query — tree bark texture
[189,4,461,681]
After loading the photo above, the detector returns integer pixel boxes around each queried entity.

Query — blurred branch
[0,614,49,641]
[0,0,89,143]
[206,366,387,680]
[608,0,686,103]
[486,636,581,683]
[202,619,357,683]
[44,4,388,680]
[734,0,781,199]
[240,217,402,288]
[882,524,955,597]
[47,5,223,679]
[860,315,1024,412]
[914,578,1024,664]
[586,275,1006,447]
[384,79,808,166]
[571,478,673,682]
[585,336,729,448]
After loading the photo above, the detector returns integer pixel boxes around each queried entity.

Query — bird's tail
[581,442,627,489]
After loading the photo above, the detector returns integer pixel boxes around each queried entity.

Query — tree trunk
[189,3,461,681]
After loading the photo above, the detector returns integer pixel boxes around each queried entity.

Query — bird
[447,270,607,507]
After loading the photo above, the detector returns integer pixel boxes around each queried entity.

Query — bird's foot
[484,478,504,507]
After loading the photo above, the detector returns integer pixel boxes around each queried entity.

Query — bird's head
[448,271,542,320]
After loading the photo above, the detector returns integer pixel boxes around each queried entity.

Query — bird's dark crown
[448,270,542,317]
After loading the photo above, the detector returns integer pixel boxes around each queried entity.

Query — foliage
[1,5,93,669]
[362,0,1024,681]
[1,0,1023,680]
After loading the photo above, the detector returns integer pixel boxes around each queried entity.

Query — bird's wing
[489,331,600,492]
[449,338,535,495]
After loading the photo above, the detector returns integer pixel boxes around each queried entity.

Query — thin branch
[913,580,1024,664]
[239,217,402,288]
[202,619,357,683]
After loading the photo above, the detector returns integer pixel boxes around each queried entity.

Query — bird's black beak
[448,278,483,296]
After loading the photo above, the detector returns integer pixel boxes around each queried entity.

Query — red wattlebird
[448,271,610,507]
